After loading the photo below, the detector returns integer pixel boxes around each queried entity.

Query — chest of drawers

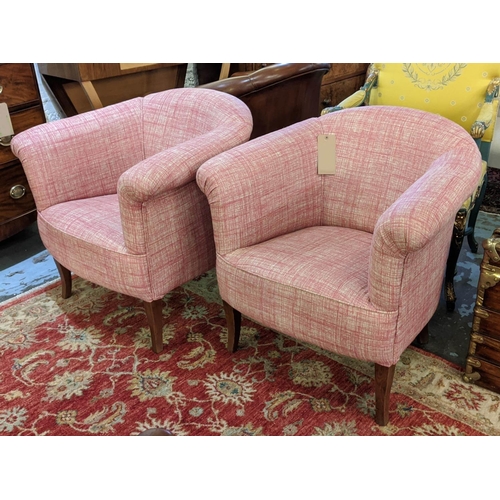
[464,228,500,393]
[0,63,46,241]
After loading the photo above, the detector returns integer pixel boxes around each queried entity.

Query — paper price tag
[0,103,14,139]
[317,134,336,175]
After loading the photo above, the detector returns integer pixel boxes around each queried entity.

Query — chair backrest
[142,87,253,157]
[199,63,331,139]
[367,63,500,160]
[10,88,253,210]
[318,105,481,233]
[197,106,481,251]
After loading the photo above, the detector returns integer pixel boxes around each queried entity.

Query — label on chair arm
[317,134,336,174]
[0,103,14,139]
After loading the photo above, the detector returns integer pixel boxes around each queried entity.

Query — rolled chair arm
[118,127,251,204]
[322,68,379,115]
[369,148,483,311]
[197,119,324,256]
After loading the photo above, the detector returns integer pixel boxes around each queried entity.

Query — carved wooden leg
[144,299,164,354]
[465,177,487,254]
[54,259,72,299]
[223,300,241,353]
[416,324,429,345]
[374,363,396,426]
[445,208,467,312]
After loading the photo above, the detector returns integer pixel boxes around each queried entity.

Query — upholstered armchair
[322,63,500,311]
[11,88,253,353]
[198,63,331,139]
[197,106,483,425]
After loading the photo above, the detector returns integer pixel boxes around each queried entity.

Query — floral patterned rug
[1,270,500,436]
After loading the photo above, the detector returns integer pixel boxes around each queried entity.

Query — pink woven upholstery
[196,105,483,424]
[11,88,253,352]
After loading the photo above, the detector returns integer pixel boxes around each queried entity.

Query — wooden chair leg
[54,259,72,299]
[223,300,241,353]
[416,324,429,345]
[374,363,396,426]
[144,299,164,354]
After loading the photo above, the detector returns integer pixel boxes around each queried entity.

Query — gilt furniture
[37,63,188,117]
[322,63,500,312]
[464,228,500,393]
[0,63,46,241]
[11,88,253,353]
[199,63,331,139]
[197,105,483,425]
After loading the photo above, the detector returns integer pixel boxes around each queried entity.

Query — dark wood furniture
[197,64,370,113]
[199,63,331,139]
[0,63,45,241]
[319,63,370,111]
[196,63,274,85]
[37,63,188,117]
[464,228,500,393]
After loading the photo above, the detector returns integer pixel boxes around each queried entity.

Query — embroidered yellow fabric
[368,63,500,144]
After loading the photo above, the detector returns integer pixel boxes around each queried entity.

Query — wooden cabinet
[464,228,500,393]
[319,63,370,111]
[0,63,45,241]
[38,63,188,117]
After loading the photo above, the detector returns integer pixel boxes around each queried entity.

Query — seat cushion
[217,226,400,366]
[37,195,153,301]
[41,194,127,252]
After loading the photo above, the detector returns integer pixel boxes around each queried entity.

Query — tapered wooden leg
[416,324,429,345]
[223,300,241,353]
[374,363,396,426]
[54,259,72,299]
[144,299,164,354]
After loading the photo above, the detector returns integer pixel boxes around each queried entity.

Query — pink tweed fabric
[11,88,253,302]
[197,106,483,366]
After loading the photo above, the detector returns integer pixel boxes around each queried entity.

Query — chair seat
[38,194,155,300]
[223,226,375,306]
[40,194,126,253]
[218,226,400,365]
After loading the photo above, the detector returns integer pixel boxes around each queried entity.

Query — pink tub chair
[11,88,253,353]
[196,105,482,425]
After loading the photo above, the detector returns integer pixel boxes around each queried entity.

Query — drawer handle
[10,185,26,200]
[0,85,3,94]
[0,135,13,147]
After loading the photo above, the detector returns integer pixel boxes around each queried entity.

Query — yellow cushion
[369,64,500,143]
